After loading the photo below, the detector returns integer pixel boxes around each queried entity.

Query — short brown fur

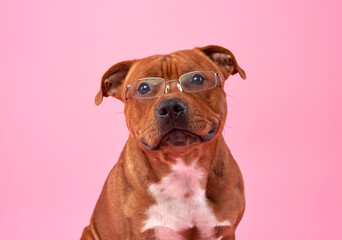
[82,45,246,240]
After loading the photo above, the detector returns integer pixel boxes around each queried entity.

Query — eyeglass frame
[125,70,223,99]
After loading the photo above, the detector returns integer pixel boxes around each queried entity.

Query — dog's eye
[137,82,151,95]
[191,74,205,85]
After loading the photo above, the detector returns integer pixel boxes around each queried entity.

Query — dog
[81,45,246,240]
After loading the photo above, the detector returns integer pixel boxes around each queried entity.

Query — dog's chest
[142,159,230,239]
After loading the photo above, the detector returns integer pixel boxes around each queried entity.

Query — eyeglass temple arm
[217,73,224,87]
[125,85,131,100]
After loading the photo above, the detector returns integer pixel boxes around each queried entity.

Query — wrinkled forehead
[125,50,218,84]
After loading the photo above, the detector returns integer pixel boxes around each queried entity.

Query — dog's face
[95,45,246,152]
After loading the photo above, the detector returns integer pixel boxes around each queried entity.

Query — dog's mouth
[141,126,217,150]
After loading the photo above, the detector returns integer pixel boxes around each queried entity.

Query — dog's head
[95,45,246,152]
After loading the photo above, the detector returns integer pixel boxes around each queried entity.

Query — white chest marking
[142,158,230,239]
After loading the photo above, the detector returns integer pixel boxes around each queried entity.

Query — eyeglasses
[126,70,221,99]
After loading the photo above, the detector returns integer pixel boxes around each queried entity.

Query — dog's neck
[124,135,224,184]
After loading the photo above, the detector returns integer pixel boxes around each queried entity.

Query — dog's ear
[95,60,134,105]
[196,45,246,80]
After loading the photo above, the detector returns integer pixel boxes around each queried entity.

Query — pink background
[1,0,341,239]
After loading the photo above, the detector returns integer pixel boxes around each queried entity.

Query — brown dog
[81,45,246,240]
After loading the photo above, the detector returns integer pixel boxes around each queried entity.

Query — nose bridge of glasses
[164,79,182,94]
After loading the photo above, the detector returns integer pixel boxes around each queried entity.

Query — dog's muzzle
[140,98,217,150]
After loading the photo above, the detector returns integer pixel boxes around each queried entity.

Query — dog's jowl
[81,45,246,240]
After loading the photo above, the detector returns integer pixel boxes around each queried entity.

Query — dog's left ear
[95,60,134,105]
[196,45,246,80]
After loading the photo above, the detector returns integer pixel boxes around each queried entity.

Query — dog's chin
[141,127,217,151]
[160,130,201,148]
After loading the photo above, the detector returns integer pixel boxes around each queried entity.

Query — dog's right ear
[95,60,134,105]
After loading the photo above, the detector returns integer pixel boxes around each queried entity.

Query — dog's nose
[156,98,187,119]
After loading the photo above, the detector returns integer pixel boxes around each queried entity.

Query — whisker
[106,112,124,117]
[224,124,238,129]
[225,88,237,94]
[193,113,219,122]
[226,94,239,104]
[140,122,157,136]
[225,87,240,104]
